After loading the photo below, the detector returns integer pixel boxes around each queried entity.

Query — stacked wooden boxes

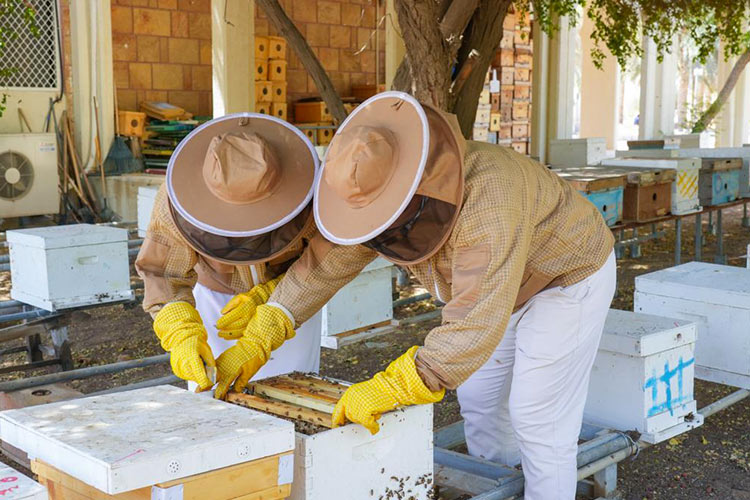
[472,81,492,142]
[294,101,334,146]
[596,166,676,222]
[554,167,626,227]
[601,158,702,215]
[699,158,742,206]
[255,36,288,120]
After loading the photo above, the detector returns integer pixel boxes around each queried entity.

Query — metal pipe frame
[433,385,750,499]
[0,354,169,392]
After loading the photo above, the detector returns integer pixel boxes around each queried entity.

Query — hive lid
[635,262,750,309]
[0,386,294,495]
[601,309,696,356]
[601,157,700,171]
[6,224,129,249]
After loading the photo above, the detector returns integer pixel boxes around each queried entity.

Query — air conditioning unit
[0,133,59,218]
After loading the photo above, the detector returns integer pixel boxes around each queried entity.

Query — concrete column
[734,67,750,146]
[546,16,578,142]
[212,0,253,117]
[639,36,677,139]
[69,0,115,171]
[385,0,405,90]
[579,14,619,149]
[530,22,549,163]
[715,41,750,147]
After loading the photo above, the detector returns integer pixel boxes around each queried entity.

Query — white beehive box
[8,224,134,311]
[548,138,609,167]
[290,404,434,500]
[635,262,750,389]
[600,157,701,215]
[585,309,703,443]
[615,146,750,197]
[137,186,159,237]
[0,386,295,495]
[0,465,46,499]
[321,257,393,348]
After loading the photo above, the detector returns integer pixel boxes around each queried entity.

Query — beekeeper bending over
[215,92,616,500]
[136,113,322,393]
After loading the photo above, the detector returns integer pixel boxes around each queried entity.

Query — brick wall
[255,0,386,119]
[111,0,213,117]
[109,0,384,119]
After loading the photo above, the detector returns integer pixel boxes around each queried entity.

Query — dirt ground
[1,206,750,498]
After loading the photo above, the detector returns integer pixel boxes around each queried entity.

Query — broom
[104,88,142,174]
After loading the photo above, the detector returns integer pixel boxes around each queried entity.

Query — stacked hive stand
[255,36,288,121]
[473,10,532,154]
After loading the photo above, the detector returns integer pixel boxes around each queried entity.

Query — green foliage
[0,0,39,117]
[514,0,750,70]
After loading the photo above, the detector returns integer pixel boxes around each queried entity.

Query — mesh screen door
[0,0,60,90]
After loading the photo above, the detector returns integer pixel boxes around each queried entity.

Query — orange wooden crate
[272,81,287,103]
[294,101,331,123]
[255,59,268,81]
[271,103,288,121]
[118,111,146,137]
[269,60,287,82]
[255,81,273,103]
[268,36,287,59]
[255,36,269,60]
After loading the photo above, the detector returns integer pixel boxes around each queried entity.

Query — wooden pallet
[228,375,348,429]
[32,453,292,500]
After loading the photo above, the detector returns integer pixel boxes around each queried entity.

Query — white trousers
[456,252,616,500]
[187,283,322,392]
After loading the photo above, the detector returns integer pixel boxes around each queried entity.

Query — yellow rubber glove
[153,302,216,391]
[214,304,295,400]
[215,274,284,340]
[332,346,444,434]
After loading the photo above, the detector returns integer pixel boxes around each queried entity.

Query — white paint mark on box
[0,386,294,494]
[635,262,750,389]
[584,309,703,443]
[8,224,135,311]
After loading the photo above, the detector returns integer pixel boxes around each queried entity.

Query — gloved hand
[214,304,295,399]
[332,346,444,434]
[153,302,216,391]
[215,274,284,340]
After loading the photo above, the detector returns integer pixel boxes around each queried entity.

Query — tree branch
[256,0,346,124]
[439,0,480,42]
[692,48,750,134]
[451,0,512,137]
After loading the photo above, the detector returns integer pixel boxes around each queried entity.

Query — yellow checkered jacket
[135,184,310,317]
[270,141,615,390]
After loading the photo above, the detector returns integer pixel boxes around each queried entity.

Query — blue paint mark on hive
[643,357,695,417]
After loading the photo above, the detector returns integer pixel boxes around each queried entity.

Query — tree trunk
[451,0,512,137]
[256,0,347,124]
[392,0,454,108]
[692,48,750,134]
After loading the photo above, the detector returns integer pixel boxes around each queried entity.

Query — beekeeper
[215,92,616,499]
[135,113,322,393]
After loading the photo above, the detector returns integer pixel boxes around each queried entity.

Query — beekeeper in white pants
[457,252,616,498]
[135,113,322,393]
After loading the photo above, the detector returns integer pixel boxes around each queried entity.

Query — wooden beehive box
[554,167,625,227]
[699,157,741,206]
[0,386,295,499]
[635,262,750,390]
[595,165,675,222]
[227,374,434,500]
[548,138,608,167]
[585,309,702,444]
[601,157,702,215]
